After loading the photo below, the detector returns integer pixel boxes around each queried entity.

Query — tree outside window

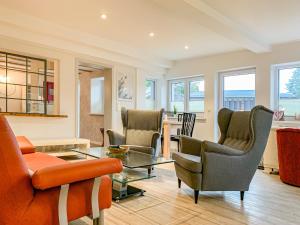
[279,68,300,116]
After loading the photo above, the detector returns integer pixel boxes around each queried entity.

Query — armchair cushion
[127,145,154,155]
[16,136,35,154]
[202,141,245,156]
[173,152,202,173]
[126,129,155,147]
[32,158,123,190]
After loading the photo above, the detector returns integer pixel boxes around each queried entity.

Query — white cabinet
[263,122,300,170]
[263,128,279,169]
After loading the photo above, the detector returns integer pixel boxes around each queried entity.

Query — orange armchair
[0,116,123,225]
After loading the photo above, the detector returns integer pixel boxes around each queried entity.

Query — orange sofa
[0,116,123,225]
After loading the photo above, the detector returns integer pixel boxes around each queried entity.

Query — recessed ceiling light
[149,32,155,37]
[184,45,189,50]
[100,14,107,20]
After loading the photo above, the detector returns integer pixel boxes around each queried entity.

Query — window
[170,80,185,112]
[273,63,300,117]
[90,77,104,114]
[168,76,204,113]
[145,79,156,110]
[0,51,56,114]
[219,68,255,111]
[188,79,204,112]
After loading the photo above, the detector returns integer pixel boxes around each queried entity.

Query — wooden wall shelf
[0,112,68,118]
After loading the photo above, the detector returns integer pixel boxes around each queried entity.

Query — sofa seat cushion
[126,129,155,147]
[23,152,68,172]
[127,145,154,155]
[172,152,202,173]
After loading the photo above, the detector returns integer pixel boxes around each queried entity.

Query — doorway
[76,62,112,146]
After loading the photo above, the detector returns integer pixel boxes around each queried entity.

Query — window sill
[89,113,104,116]
[0,112,68,118]
[272,120,300,128]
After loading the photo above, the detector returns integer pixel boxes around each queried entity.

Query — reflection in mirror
[0,51,58,115]
[0,98,5,112]
[7,99,26,113]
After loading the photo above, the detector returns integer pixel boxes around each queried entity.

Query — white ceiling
[0,0,299,63]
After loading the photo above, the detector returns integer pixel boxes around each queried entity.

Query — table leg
[163,122,170,158]
[148,167,151,175]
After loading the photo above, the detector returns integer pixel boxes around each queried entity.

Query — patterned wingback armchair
[173,105,274,203]
[107,107,164,156]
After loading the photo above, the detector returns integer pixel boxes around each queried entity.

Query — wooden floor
[71,163,300,225]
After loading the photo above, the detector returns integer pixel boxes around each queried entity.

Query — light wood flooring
[70,163,300,225]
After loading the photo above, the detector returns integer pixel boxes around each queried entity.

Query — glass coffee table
[72,147,174,201]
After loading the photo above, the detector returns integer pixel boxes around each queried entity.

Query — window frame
[168,76,204,113]
[0,51,52,114]
[145,78,157,110]
[218,68,256,111]
[272,62,300,118]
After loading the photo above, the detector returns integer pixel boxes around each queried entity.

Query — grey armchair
[173,105,273,203]
[107,107,164,157]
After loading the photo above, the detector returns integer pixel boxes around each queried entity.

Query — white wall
[167,41,300,141]
[136,69,165,110]
[0,38,77,139]
[112,66,166,134]
[0,37,165,140]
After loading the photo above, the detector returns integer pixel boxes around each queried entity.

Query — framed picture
[117,72,134,101]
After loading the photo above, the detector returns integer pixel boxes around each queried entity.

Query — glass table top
[72,147,174,169]
[112,168,155,184]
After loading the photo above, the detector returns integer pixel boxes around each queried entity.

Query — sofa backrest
[121,107,164,146]
[0,116,33,222]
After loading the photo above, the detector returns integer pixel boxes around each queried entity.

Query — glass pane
[47,103,54,114]
[145,80,155,110]
[0,53,5,68]
[7,69,26,85]
[47,61,55,76]
[72,147,174,168]
[223,73,255,111]
[28,100,44,113]
[28,59,45,74]
[7,55,26,71]
[189,80,204,112]
[279,68,300,116]
[0,98,6,112]
[145,80,155,100]
[7,84,23,99]
[170,81,185,112]
[46,81,54,104]
[0,83,5,98]
[0,68,5,84]
[28,73,44,87]
[46,75,54,83]
[113,168,155,184]
[90,77,104,114]
[7,99,26,113]
[27,86,44,101]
